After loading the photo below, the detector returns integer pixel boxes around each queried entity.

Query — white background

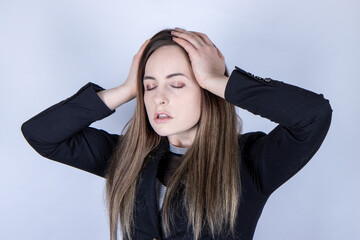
[1,0,359,239]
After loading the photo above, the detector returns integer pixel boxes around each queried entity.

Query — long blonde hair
[105,28,242,240]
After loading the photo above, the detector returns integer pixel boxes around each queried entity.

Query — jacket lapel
[135,137,169,237]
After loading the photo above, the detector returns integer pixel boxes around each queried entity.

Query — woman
[21,27,332,240]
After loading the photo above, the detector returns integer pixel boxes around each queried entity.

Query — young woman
[21,27,332,240]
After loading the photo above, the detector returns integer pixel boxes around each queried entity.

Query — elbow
[21,120,40,148]
[310,98,333,143]
[318,98,333,126]
[21,120,53,158]
[21,120,31,142]
[291,98,333,143]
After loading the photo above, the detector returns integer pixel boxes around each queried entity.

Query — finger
[189,31,214,46]
[188,31,223,59]
[191,31,224,58]
[172,36,197,59]
[172,29,204,49]
[189,31,224,60]
[171,29,205,49]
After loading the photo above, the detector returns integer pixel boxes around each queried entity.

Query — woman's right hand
[123,38,151,98]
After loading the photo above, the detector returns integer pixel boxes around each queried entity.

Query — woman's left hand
[171,28,226,89]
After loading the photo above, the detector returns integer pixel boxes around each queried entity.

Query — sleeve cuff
[224,66,273,106]
[65,82,116,120]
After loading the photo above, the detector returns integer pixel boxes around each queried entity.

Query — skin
[143,45,202,148]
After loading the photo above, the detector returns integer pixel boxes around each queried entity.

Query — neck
[169,142,188,155]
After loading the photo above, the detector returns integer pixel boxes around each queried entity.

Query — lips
[154,111,172,120]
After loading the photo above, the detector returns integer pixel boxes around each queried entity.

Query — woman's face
[143,45,202,148]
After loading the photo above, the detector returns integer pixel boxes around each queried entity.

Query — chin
[150,125,170,137]
[153,129,171,137]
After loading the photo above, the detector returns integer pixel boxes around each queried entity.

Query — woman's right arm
[21,82,135,178]
[21,39,149,178]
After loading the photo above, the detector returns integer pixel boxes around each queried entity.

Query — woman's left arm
[223,66,333,195]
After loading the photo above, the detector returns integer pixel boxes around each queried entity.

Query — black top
[157,147,185,187]
[21,66,333,239]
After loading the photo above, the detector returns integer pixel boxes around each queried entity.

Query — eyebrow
[143,73,189,81]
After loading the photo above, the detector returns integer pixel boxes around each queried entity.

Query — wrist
[120,82,137,98]
[204,75,229,99]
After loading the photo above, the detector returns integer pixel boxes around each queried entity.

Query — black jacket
[21,66,332,240]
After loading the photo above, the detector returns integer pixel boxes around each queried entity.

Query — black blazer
[21,66,332,240]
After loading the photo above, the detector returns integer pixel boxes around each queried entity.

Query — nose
[153,90,168,105]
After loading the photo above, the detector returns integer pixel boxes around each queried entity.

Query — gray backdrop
[1,0,359,239]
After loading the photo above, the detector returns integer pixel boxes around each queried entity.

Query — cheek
[143,96,151,117]
[185,91,202,120]
[194,101,202,120]
[192,89,202,109]
[143,94,150,107]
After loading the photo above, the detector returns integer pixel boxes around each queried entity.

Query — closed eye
[145,85,184,91]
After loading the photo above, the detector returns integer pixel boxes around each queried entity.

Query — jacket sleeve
[225,66,333,195]
[21,82,120,178]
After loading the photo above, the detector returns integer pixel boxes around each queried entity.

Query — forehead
[144,45,192,78]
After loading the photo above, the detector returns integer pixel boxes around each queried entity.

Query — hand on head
[170,27,226,89]
[124,39,151,97]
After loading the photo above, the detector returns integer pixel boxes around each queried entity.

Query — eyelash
[145,85,183,91]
